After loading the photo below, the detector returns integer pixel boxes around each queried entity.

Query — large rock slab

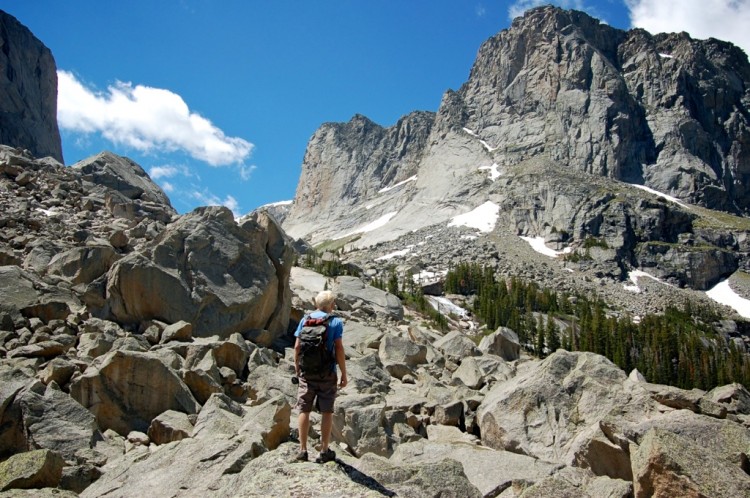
[391,439,559,497]
[333,393,389,457]
[352,452,483,498]
[513,467,632,498]
[147,410,193,445]
[46,245,119,286]
[0,12,62,162]
[622,408,750,474]
[632,428,750,498]
[72,152,172,207]
[477,350,659,467]
[705,382,750,415]
[342,321,385,353]
[433,331,480,362]
[0,266,79,322]
[17,383,101,461]
[69,350,200,435]
[106,206,292,343]
[0,449,64,492]
[478,327,521,361]
[378,334,427,379]
[345,353,391,395]
[333,276,403,320]
[0,368,31,460]
[79,436,244,497]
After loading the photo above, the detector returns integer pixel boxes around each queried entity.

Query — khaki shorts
[295,371,338,413]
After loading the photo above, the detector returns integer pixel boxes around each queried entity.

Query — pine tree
[546,314,561,353]
[535,315,546,358]
[387,269,399,296]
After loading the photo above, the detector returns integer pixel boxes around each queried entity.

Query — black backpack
[298,314,335,376]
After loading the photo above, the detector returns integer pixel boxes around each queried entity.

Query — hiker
[294,290,347,463]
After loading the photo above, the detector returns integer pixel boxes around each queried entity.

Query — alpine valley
[1,6,750,498]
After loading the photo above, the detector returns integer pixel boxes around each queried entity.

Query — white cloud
[190,189,241,216]
[149,165,179,179]
[627,0,750,56]
[149,163,193,180]
[476,4,487,17]
[161,181,175,193]
[239,164,256,181]
[57,70,254,166]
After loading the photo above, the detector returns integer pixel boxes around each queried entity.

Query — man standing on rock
[294,290,347,463]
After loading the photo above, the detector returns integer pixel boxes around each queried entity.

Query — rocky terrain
[1,6,750,498]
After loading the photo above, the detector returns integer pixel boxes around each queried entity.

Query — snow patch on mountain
[342,211,399,238]
[426,295,472,323]
[623,269,673,293]
[448,201,499,233]
[478,163,501,181]
[520,236,571,258]
[376,246,415,261]
[706,279,750,318]
[379,175,417,194]
[632,184,690,209]
[261,199,293,208]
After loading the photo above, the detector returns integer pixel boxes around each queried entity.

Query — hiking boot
[315,448,336,463]
[295,450,308,462]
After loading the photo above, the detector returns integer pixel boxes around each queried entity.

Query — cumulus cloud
[149,164,193,180]
[149,165,179,179]
[57,70,254,166]
[190,189,240,216]
[239,164,256,181]
[627,0,750,55]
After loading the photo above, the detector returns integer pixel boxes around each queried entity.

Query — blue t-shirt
[294,311,344,373]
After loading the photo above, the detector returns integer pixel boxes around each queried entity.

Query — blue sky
[2,0,749,216]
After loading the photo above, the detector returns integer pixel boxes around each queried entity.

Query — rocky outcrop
[0,11,62,162]
[286,111,434,236]
[632,428,750,498]
[69,350,201,435]
[478,351,660,470]
[0,144,294,347]
[281,5,750,309]
[106,206,293,343]
[0,449,64,492]
[333,276,403,321]
[0,263,747,496]
[72,152,175,219]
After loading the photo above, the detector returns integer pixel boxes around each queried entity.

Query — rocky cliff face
[288,111,434,231]
[282,6,750,317]
[0,11,62,162]
[461,8,750,211]
[285,7,750,241]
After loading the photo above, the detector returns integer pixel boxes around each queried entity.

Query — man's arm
[334,338,347,388]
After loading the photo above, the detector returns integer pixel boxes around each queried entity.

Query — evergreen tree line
[373,267,449,331]
[297,251,360,278]
[444,262,750,391]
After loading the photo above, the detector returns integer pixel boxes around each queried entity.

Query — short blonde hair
[315,290,336,310]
